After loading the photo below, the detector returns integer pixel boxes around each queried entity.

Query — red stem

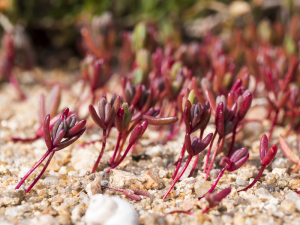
[238,164,266,192]
[205,136,222,181]
[204,131,217,174]
[101,185,122,192]
[25,151,55,193]
[163,156,192,199]
[268,109,279,139]
[172,143,186,180]
[198,167,225,200]
[11,135,40,143]
[110,132,122,166]
[15,150,51,189]
[92,130,107,173]
[227,121,238,157]
[107,143,133,173]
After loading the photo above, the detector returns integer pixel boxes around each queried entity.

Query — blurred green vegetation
[9,0,250,27]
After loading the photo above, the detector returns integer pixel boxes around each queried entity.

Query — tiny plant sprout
[202,187,232,213]
[279,135,300,174]
[107,121,148,172]
[238,134,277,192]
[89,94,121,173]
[15,108,86,193]
[172,90,211,180]
[199,147,249,200]
[163,133,213,200]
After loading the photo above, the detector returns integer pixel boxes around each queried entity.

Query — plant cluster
[4,12,300,216]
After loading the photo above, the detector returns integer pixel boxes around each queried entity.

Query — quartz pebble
[109,169,145,189]
[194,179,211,197]
[272,158,291,169]
[255,188,271,201]
[236,178,248,186]
[285,191,300,203]
[86,177,102,196]
[85,194,139,225]
[280,201,296,215]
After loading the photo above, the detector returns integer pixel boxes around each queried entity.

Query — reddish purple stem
[92,129,107,173]
[199,167,225,200]
[205,136,222,180]
[204,131,217,173]
[238,164,266,192]
[110,132,122,166]
[25,151,55,193]
[107,142,134,173]
[15,150,51,189]
[11,136,40,143]
[172,143,186,180]
[163,155,192,199]
[227,122,238,157]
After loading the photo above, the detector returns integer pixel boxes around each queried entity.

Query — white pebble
[85,194,139,225]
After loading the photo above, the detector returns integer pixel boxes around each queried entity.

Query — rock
[86,177,102,197]
[85,194,139,225]
[209,169,220,179]
[296,200,300,212]
[0,197,20,206]
[71,149,97,171]
[56,215,71,225]
[175,178,196,194]
[272,158,291,169]
[236,178,248,186]
[109,169,145,189]
[222,215,233,224]
[2,189,25,199]
[71,205,84,223]
[289,179,300,190]
[158,169,168,179]
[52,196,64,203]
[0,165,11,176]
[255,188,271,201]
[242,121,263,140]
[5,204,30,218]
[46,157,60,172]
[285,191,300,203]
[142,170,163,190]
[31,215,60,225]
[146,145,163,157]
[265,173,278,184]
[272,168,287,177]
[280,200,295,215]
[143,213,167,225]
[194,179,211,197]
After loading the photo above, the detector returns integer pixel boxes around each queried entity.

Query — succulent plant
[238,135,277,192]
[163,133,213,199]
[15,108,86,193]
[199,147,249,200]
